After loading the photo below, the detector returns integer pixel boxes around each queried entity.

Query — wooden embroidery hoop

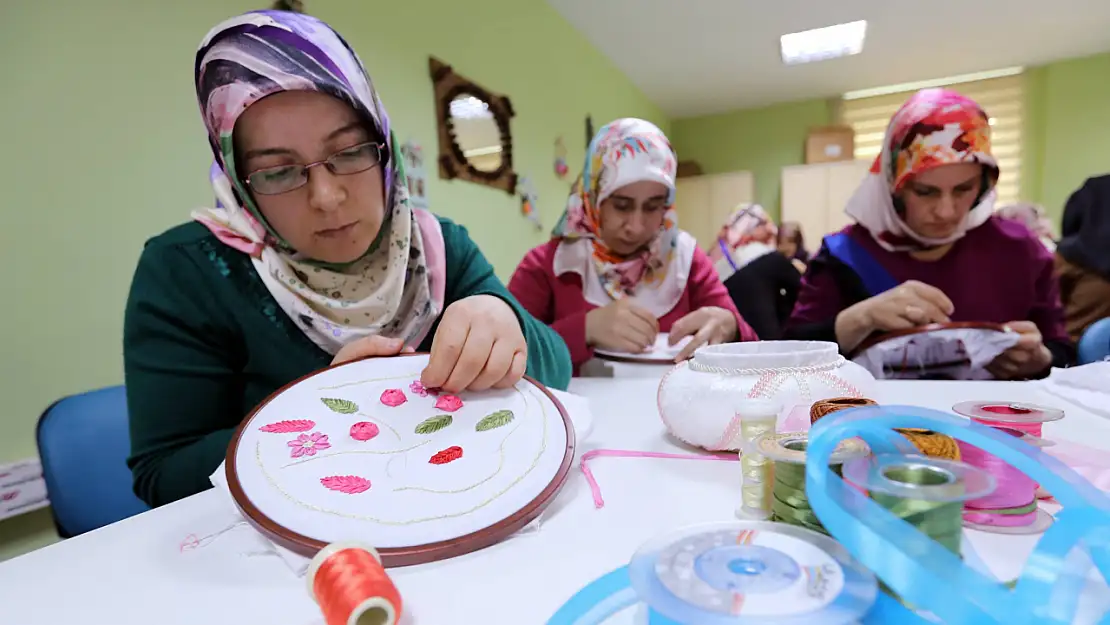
[850,321,1008,372]
[224,352,576,567]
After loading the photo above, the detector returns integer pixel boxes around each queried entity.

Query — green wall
[671,99,834,220]
[1029,53,1110,218]
[0,0,663,557]
[672,53,1110,225]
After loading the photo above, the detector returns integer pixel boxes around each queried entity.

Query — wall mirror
[429,57,517,194]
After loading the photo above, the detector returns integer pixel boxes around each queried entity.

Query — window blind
[838,73,1025,207]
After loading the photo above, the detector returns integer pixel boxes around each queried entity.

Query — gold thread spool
[810,397,878,425]
[896,429,961,461]
[810,397,960,461]
[735,400,779,520]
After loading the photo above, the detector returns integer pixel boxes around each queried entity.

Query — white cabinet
[781,160,872,254]
[674,171,755,246]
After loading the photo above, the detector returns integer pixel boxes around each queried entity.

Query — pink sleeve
[508,245,594,367]
[686,247,760,341]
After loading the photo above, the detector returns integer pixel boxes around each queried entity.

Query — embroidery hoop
[850,321,1008,375]
[225,353,575,567]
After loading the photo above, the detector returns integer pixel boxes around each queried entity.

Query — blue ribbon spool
[806,405,1110,625]
[547,521,935,625]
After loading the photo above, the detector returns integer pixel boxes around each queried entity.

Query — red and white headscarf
[551,118,695,317]
[844,88,999,252]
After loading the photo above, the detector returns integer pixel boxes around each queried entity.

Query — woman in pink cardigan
[508,118,757,373]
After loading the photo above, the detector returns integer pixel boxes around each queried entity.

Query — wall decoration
[271,0,305,12]
[516,176,542,230]
[225,353,574,566]
[554,138,569,179]
[399,140,429,211]
[429,57,517,194]
[586,115,595,147]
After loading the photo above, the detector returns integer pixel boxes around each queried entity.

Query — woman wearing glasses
[122,10,571,507]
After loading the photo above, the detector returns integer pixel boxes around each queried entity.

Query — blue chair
[35,385,149,538]
[1077,317,1110,365]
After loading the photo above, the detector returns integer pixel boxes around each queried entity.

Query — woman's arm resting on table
[442,219,572,390]
[124,244,243,507]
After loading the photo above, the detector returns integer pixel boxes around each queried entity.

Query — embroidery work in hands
[252,369,551,525]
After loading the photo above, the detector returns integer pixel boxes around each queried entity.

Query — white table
[0,380,1107,625]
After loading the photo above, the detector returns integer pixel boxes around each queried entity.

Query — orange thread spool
[810,397,878,425]
[306,543,402,625]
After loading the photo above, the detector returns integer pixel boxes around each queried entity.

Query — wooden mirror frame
[429,57,517,195]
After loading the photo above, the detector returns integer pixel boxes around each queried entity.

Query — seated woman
[1055,174,1110,342]
[784,88,1072,379]
[710,204,801,340]
[777,220,809,273]
[124,10,571,507]
[508,118,757,372]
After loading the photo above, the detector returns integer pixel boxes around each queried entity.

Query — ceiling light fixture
[780,20,867,66]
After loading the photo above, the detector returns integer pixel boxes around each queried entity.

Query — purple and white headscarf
[190,11,444,355]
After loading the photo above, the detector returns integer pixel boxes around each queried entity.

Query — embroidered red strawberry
[429,446,463,465]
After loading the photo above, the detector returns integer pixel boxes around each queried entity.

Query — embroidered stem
[280,440,430,469]
[580,449,739,509]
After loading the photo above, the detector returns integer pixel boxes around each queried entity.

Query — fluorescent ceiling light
[780,20,867,66]
[842,66,1024,100]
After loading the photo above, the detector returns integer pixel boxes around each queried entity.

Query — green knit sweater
[123,217,571,507]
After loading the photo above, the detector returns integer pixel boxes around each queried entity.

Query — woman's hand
[331,335,413,366]
[421,295,528,393]
[585,298,660,353]
[987,321,1053,379]
[668,306,738,362]
[836,280,954,352]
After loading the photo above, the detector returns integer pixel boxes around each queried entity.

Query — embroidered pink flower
[435,394,464,412]
[320,475,372,494]
[349,422,380,441]
[287,432,331,458]
[408,380,439,397]
[429,446,464,465]
[380,389,407,407]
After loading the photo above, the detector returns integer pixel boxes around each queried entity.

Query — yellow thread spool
[735,399,780,520]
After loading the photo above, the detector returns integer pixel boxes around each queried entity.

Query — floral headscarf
[190,11,444,355]
[551,118,695,317]
[706,203,778,279]
[844,88,999,252]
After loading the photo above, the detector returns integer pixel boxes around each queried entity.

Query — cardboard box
[805,126,855,164]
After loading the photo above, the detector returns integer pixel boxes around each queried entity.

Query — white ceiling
[546,0,1110,118]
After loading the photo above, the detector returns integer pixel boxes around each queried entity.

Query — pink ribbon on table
[580,448,739,509]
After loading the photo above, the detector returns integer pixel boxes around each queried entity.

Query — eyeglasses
[243,142,385,195]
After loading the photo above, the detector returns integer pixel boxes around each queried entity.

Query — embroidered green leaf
[321,398,358,414]
[476,410,514,432]
[415,414,453,435]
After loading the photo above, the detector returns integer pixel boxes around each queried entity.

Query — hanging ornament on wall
[553,138,569,179]
[272,0,305,11]
[516,176,542,230]
[585,115,595,147]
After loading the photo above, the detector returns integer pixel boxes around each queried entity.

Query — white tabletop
[0,379,1107,625]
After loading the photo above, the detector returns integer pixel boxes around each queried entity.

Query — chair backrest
[1078,317,1110,366]
[35,385,149,537]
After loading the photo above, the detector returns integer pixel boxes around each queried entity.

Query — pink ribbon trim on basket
[580,448,739,509]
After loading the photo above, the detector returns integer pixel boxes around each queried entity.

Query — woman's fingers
[492,350,528,389]
[441,325,495,392]
[468,338,515,391]
[674,321,715,362]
